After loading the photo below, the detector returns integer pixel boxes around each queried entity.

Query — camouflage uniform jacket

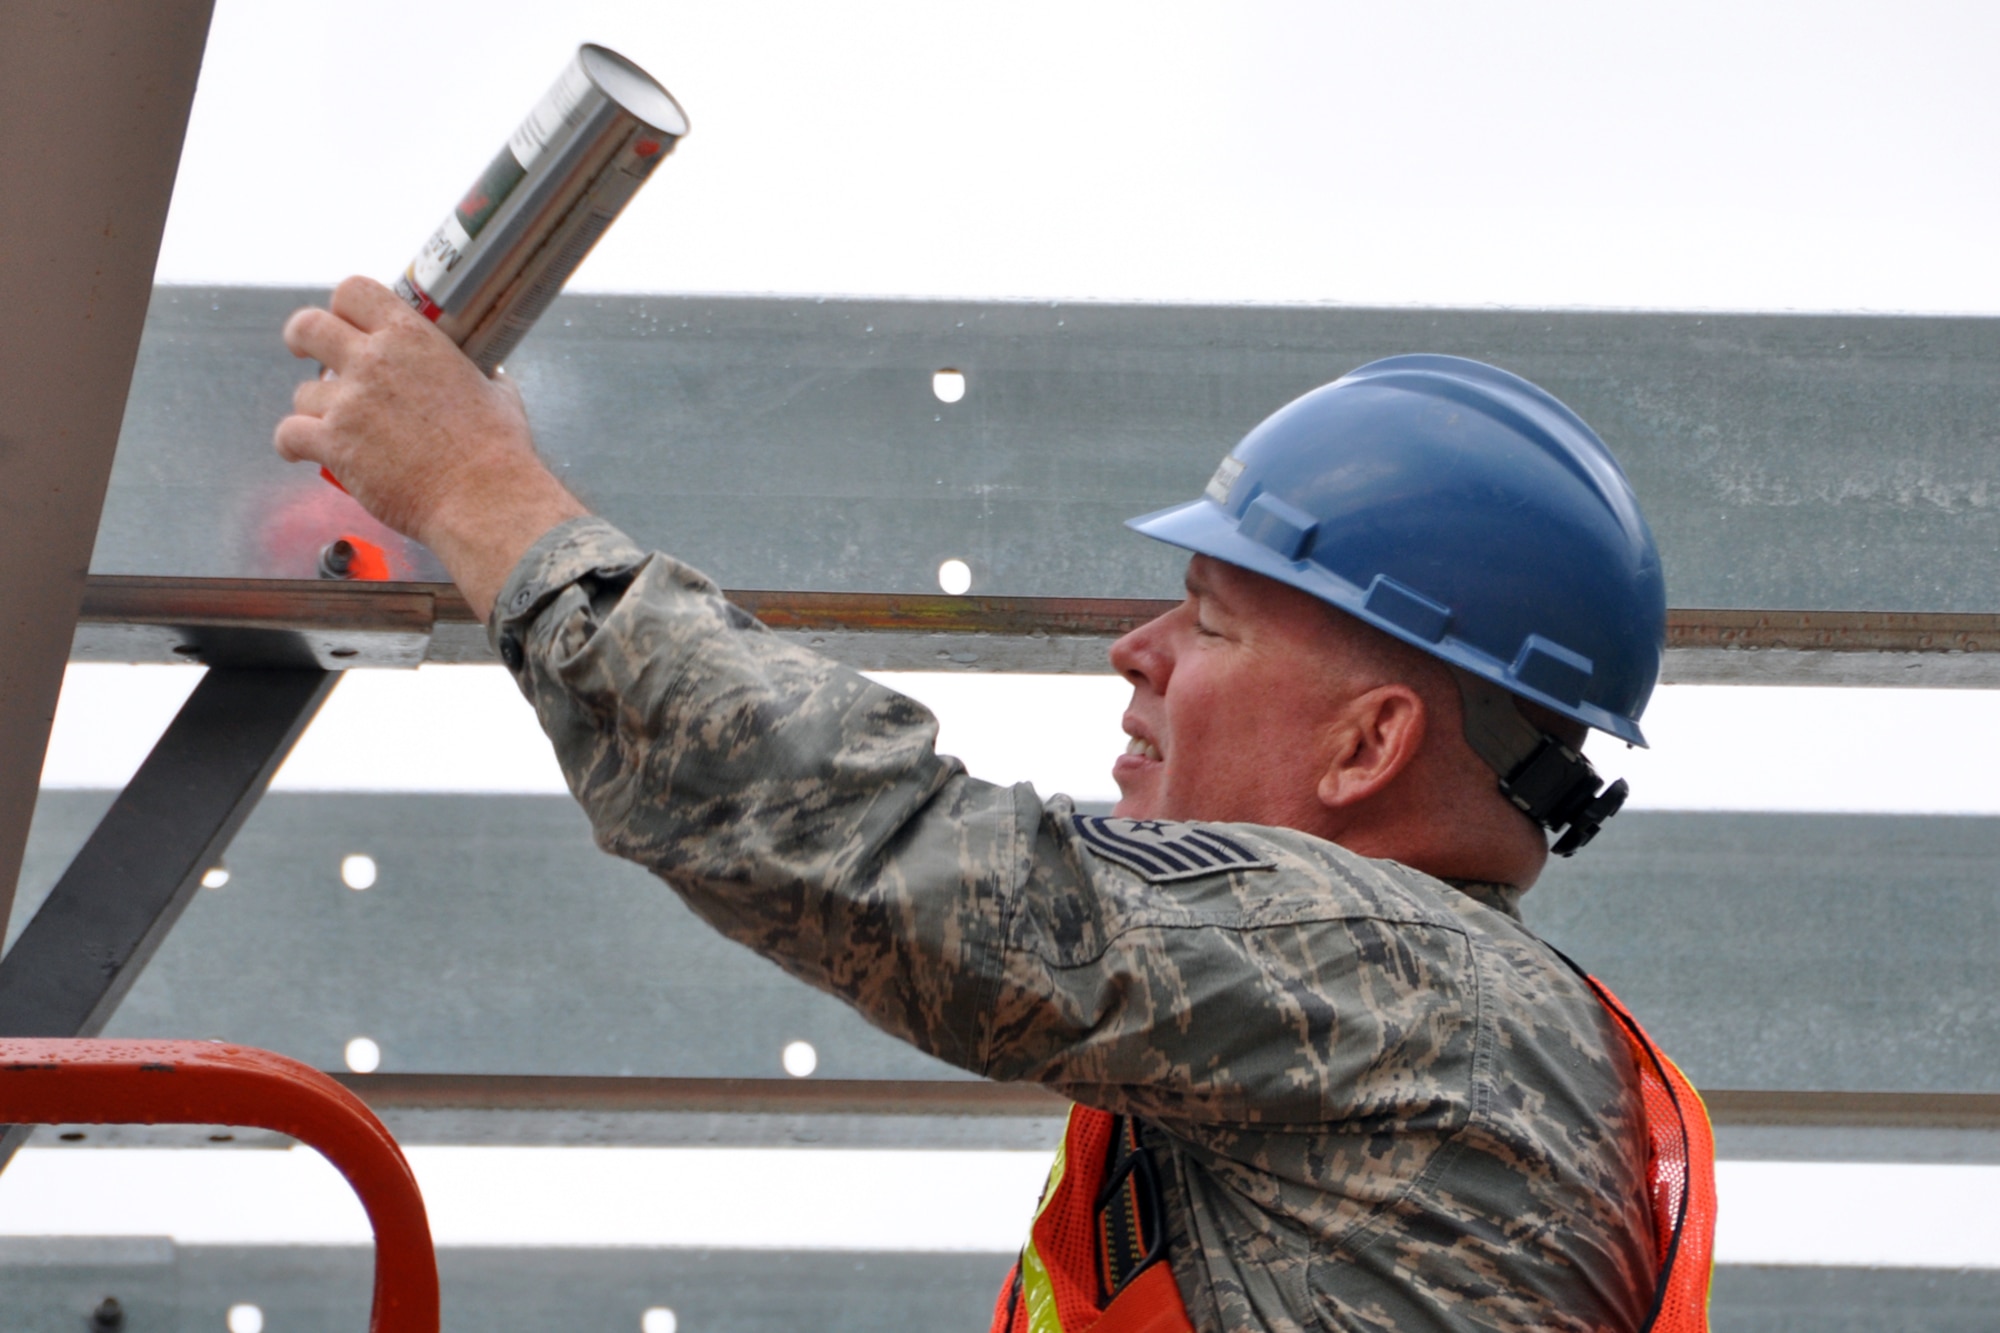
[492,517,1658,1333]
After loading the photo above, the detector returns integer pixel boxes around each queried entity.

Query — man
[277,277,1709,1333]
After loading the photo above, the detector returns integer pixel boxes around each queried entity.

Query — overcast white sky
[159,0,2000,311]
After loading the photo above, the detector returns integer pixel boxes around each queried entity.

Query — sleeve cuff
[487,515,649,667]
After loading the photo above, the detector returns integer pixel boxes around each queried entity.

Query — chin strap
[1452,669,1628,857]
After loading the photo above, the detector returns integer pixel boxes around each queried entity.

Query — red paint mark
[259,484,419,581]
[338,535,393,582]
[634,138,661,157]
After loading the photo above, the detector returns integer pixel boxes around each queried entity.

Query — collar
[1443,878,1526,921]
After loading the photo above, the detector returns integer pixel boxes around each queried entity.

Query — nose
[1110,607,1175,694]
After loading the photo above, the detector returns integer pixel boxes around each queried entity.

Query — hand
[275,276,588,618]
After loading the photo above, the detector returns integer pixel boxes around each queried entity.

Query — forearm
[490,517,1016,1069]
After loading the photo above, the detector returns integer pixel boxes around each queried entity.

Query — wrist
[424,461,590,620]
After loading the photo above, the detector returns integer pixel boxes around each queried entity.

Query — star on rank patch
[1071,815,1276,884]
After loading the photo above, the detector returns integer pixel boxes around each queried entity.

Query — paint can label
[508,57,596,169]
[396,54,597,315]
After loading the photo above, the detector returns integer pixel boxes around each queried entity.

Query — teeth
[1124,737,1162,761]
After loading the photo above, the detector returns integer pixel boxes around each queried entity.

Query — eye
[1183,591,1223,639]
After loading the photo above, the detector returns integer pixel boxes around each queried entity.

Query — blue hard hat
[1128,354,1666,746]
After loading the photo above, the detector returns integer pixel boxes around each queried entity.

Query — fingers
[273,411,331,466]
[283,305,365,370]
[291,374,339,417]
[282,274,414,368]
[331,274,412,334]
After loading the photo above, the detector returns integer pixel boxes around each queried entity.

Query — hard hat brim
[1127,497,1651,749]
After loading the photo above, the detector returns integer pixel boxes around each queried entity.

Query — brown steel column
[0,2,216,931]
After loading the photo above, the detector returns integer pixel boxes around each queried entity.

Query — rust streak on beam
[328,1072,2000,1128]
[335,1073,1068,1117]
[1667,608,2000,655]
[1703,1088,2000,1130]
[725,589,1177,637]
[82,575,435,636]
[76,577,2000,655]
[328,1074,2000,1131]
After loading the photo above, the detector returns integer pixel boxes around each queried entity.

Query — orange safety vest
[990,969,1715,1333]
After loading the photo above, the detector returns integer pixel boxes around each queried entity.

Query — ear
[1316,684,1429,811]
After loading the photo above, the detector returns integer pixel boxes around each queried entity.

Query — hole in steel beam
[344,1037,382,1074]
[340,854,376,891]
[642,1309,678,1333]
[201,867,230,890]
[59,1131,86,1142]
[938,559,972,596]
[227,1305,264,1333]
[932,368,966,403]
[781,1040,817,1078]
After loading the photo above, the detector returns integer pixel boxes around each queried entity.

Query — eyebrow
[1184,559,1229,610]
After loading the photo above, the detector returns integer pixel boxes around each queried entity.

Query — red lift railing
[0,1039,439,1333]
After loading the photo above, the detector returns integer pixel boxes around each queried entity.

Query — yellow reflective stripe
[1021,1236,1064,1333]
[1015,1108,1075,1333]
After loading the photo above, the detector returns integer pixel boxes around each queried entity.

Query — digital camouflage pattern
[493,517,1658,1333]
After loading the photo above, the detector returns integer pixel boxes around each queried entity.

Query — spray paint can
[312,44,687,549]
[394,43,689,373]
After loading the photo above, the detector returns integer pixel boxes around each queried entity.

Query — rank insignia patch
[1071,815,1276,884]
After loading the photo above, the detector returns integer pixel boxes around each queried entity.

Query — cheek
[1165,661,1320,811]
[1161,672,1234,784]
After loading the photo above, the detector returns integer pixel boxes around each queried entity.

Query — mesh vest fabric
[992,1107,1195,1333]
[1579,974,1718,1333]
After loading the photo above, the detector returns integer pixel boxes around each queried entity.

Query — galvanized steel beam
[14,795,1999,1113]
[0,3,214,937]
[96,289,2000,621]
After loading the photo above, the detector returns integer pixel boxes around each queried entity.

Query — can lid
[579,44,690,137]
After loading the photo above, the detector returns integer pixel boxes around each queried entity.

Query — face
[1109,556,1372,827]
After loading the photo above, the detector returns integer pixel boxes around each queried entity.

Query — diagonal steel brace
[0,667,337,1168]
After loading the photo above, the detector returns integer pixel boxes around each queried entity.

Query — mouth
[1112,726,1164,813]
[1122,735,1163,762]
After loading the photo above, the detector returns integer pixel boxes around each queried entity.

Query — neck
[1318,796,1549,890]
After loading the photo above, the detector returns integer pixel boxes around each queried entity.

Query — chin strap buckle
[1453,669,1628,858]
[1503,740,1629,856]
